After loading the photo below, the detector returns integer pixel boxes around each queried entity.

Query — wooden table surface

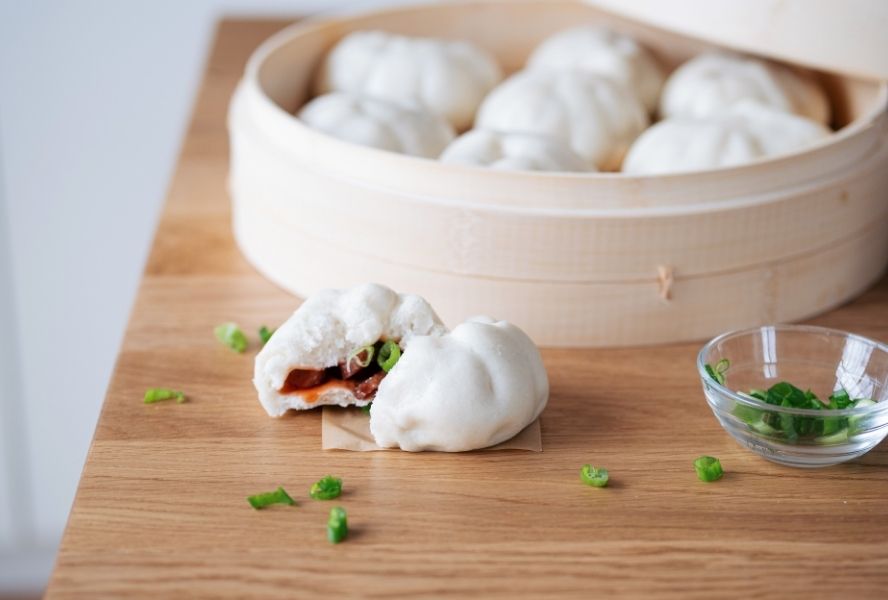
[47,20,888,599]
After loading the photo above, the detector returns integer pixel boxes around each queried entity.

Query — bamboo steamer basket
[228,0,888,346]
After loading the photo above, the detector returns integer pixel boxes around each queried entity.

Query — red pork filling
[279,341,397,401]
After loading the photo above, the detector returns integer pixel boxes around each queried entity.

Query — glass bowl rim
[696,324,888,417]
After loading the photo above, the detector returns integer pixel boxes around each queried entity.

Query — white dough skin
[527,25,665,113]
[475,70,648,171]
[660,51,830,125]
[316,30,503,130]
[370,316,549,452]
[254,283,446,417]
[298,93,455,158]
[440,130,591,172]
[623,101,830,175]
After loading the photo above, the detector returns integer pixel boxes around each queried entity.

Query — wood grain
[46,19,888,599]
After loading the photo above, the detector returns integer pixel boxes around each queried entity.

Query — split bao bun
[253,284,549,452]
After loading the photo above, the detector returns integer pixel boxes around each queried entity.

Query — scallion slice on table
[327,507,348,544]
[143,388,186,404]
[377,340,401,372]
[247,486,296,509]
[310,475,343,500]
[258,326,275,345]
[215,322,248,353]
[580,465,609,488]
[693,456,724,482]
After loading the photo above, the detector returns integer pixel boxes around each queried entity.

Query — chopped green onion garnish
[348,345,375,369]
[704,359,729,385]
[259,326,275,345]
[247,486,296,509]
[694,456,724,482]
[732,399,763,425]
[215,322,248,353]
[820,414,844,437]
[327,507,348,544]
[579,465,609,488]
[815,429,849,445]
[749,419,779,436]
[143,388,186,404]
[768,382,812,408]
[829,389,852,409]
[310,475,342,500]
[360,403,372,416]
[710,356,883,445]
[377,340,401,373]
[849,399,876,435]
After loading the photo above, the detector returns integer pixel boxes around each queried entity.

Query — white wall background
[0,0,418,593]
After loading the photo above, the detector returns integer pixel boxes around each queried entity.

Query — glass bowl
[697,325,888,468]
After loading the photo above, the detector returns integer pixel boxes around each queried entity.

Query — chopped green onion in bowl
[704,359,730,385]
[327,507,348,544]
[247,486,296,509]
[215,322,248,353]
[704,360,876,446]
[694,456,724,482]
[310,475,343,500]
[699,325,888,468]
[377,340,401,372]
[579,465,609,488]
[144,388,186,404]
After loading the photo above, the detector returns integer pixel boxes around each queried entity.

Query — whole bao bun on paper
[370,316,549,452]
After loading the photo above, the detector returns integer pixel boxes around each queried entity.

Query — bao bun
[440,129,590,172]
[298,93,455,158]
[370,316,549,452]
[254,283,446,416]
[660,51,830,125]
[315,30,503,131]
[475,69,648,171]
[253,284,549,452]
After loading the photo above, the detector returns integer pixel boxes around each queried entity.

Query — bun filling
[279,339,398,401]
